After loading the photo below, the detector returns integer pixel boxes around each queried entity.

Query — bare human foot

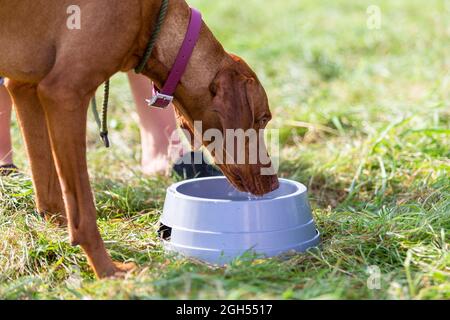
[128,72,181,177]
[141,153,171,176]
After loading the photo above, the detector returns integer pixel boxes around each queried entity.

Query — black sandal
[172,151,223,180]
[0,164,19,177]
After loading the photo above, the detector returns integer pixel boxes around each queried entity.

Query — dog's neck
[139,0,228,102]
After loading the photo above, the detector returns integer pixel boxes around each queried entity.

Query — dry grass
[0,0,449,299]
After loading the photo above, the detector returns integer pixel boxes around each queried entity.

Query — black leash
[91,79,110,148]
[91,0,169,147]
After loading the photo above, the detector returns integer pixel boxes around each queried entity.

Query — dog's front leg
[6,80,66,225]
[37,76,134,279]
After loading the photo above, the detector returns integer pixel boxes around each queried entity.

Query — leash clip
[100,131,110,148]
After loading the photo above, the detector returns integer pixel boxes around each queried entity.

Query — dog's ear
[210,67,255,131]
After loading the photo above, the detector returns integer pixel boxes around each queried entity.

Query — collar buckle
[146,92,174,109]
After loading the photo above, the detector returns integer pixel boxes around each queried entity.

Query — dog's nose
[268,175,280,193]
[258,174,279,195]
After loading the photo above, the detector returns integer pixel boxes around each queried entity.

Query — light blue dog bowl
[159,177,320,264]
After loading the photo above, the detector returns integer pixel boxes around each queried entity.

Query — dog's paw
[111,261,137,278]
[39,210,68,227]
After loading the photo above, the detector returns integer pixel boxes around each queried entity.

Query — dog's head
[176,55,279,196]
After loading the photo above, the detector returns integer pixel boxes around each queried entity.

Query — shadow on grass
[279,156,348,209]
[91,176,168,220]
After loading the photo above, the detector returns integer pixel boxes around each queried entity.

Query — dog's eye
[257,117,270,128]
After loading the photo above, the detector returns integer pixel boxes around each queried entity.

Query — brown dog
[0,0,279,278]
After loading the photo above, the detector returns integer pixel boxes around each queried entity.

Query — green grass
[1,0,449,300]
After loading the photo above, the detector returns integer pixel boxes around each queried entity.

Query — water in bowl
[226,187,263,201]
[176,178,290,202]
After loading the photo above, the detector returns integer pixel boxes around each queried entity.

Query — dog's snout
[258,174,280,195]
[269,175,280,192]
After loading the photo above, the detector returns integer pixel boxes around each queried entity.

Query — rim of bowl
[168,176,308,203]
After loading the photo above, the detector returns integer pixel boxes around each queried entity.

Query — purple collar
[147,8,202,108]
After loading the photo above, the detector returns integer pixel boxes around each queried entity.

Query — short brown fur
[0,0,278,278]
